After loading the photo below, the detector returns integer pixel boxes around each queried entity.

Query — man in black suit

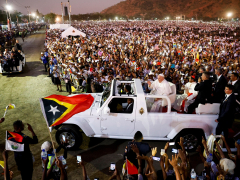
[194,67,205,82]
[187,72,212,114]
[14,40,22,52]
[213,68,227,103]
[230,73,240,109]
[215,85,236,141]
[124,85,132,95]
[124,98,134,113]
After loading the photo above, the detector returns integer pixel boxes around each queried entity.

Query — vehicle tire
[55,125,82,150]
[174,129,204,152]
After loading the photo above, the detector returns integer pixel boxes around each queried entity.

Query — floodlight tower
[61,1,71,24]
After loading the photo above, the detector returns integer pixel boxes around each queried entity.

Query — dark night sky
[2,0,124,15]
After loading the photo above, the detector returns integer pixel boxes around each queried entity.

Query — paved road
[1,30,239,180]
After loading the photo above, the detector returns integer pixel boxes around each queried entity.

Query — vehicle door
[100,96,136,136]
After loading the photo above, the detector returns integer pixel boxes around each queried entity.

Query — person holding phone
[77,158,89,180]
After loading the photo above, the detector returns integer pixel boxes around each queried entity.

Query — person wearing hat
[147,74,172,112]
[41,140,68,179]
[173,76,198,112]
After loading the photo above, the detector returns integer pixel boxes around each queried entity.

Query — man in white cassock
[147,74,172,112]
[173,76,198,112]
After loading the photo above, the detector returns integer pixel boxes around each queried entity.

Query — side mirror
[103,106,110,115]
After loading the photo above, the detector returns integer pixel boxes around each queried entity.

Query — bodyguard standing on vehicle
[13,120,38,180]
[187,72,212,114]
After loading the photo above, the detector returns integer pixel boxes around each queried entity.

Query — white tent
[50,24,70,30]
[61,26,86,38]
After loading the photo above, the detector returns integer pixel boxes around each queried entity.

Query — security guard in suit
[215,85,236,142]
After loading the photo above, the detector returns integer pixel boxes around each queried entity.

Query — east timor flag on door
[40,94,94,127]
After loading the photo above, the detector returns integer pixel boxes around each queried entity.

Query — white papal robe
[173,82,198,112]
[147,79,172,112]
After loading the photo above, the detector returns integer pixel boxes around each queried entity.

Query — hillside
[101,0,240,19]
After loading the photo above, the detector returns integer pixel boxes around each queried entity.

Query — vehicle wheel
[55,125,82,150]
[174,129,204,152]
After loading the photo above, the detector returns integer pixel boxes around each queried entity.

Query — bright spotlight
[227,12,232,17]
[32,13,36,17]
[115,17,118,20]
[6,5,12,11]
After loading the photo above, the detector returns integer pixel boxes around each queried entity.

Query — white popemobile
[54,79,220,151]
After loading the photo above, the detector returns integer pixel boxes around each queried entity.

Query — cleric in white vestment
[147,74,172,112]
[173,76,198,112]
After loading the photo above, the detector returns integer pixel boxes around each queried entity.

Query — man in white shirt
[146,74,172,112]
[173,76,198,112]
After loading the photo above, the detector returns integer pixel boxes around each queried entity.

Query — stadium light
[115,17,118,20]
[32,13,36,17]
[56,17,60,22]
[6,5,12,11]
[227,12,232,18]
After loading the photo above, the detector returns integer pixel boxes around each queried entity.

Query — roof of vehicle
[112,79,144,97]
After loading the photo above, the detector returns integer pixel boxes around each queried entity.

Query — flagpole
[47,125,57,156]
[3,106,9,118]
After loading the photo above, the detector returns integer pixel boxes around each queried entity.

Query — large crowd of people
[1,124,240,180]
[0,23,44,73]
[1,20,240,179]
[43,20,240,108]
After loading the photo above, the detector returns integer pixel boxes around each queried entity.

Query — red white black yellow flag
[40,94,94,127]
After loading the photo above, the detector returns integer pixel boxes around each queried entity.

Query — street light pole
[25,6,30,23]
[61,2,64,23]
[68,0,71,25]
[6,4,12,30]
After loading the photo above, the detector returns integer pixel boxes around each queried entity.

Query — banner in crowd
[40,94,94,127]
[5,131,24,152]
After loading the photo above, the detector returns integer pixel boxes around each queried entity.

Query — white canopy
[50,24,70,30]
[61,26,86,38]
